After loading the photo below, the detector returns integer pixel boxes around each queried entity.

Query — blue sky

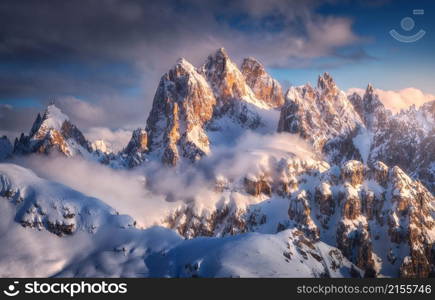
[268,0,435,93]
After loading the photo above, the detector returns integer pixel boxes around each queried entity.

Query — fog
[10,131,316,226]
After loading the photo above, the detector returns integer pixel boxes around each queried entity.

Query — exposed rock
[241,57,284,108]
[13,104,92,157]
[288,190,319,240]
[340,160,365,186]
[336,221,375,271]
[278,73,364,162]
[315,182,334,216]
[244,176,272,196]
[146,58,216,165]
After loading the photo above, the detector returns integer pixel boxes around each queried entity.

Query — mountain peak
[365,83,374,95]
[41,104,69,131]
[14,103,91,157]
[174,57,195,71]
[215,47,229,59]
[241,57,284,108]
[317,72,336,91]
[241,57,265,74]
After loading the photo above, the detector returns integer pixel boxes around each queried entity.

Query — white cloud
[84,127,132,152]
[347,87,435,113]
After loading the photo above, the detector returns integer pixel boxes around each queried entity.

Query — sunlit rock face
[349,85,435,194]
[278,73,364,164]
[200,48,265,128]
[145,58,216,166]
[120,128,149,168]
[145,48,284,166]
[241,57,284,108]
[13,104,92,157]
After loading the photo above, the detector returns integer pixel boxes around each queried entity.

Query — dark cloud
[0,0,372,140]
[0,104,40,139]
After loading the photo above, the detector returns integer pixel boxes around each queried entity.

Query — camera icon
[3,281,20,297]
[390,9,426,43]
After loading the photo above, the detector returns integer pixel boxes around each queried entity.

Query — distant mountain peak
[215,47,229,59]
[43,104,69,130]
[365,83,374,94]
[317,72,336,91]
[13,104,91,157]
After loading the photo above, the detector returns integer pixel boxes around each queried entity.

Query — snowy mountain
[349,88,435,193]
[241,57,285,108]
[143,48,279,166]
[0,163,360,278]
[13,104,93,157]
[1,48,434,278]
[278,73,364,164]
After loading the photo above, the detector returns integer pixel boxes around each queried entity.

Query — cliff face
[145,48,283,166]
[4,48,434,278]
[240,57,285,108]
[164,155,434,277]
[278,73,364,164]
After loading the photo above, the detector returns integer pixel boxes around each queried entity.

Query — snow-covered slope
[349,87,435,193]
[0,163,360,278]
[141,48,281,166]
[2,48,434,278]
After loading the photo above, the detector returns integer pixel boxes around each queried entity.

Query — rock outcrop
[278,73,363,163]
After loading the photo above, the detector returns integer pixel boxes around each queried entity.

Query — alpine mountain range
[0,48,434,278]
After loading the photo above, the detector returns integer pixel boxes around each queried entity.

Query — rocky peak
[362,84,384,114]
[0,136,13,161]
[278,74,363,161]
[91,140,111,154]
[124,128,148,155]
[170,58,197,80]
[13,104,91,157]
[201,48,268,109]
[349,84,388,131]
[317,72,338,96]
[419,100,435,124]
[241,57,284,108]
[146,57,216,166]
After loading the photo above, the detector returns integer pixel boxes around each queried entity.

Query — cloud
[0,104,40,139]
[11,130,316,226]
[0,96,144,145]
[142,131,317,210]
[84,127,132,152]
[374,88,435,113]
[13,155,175,228]
[0,0,366,115]
[347,87,435,113]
